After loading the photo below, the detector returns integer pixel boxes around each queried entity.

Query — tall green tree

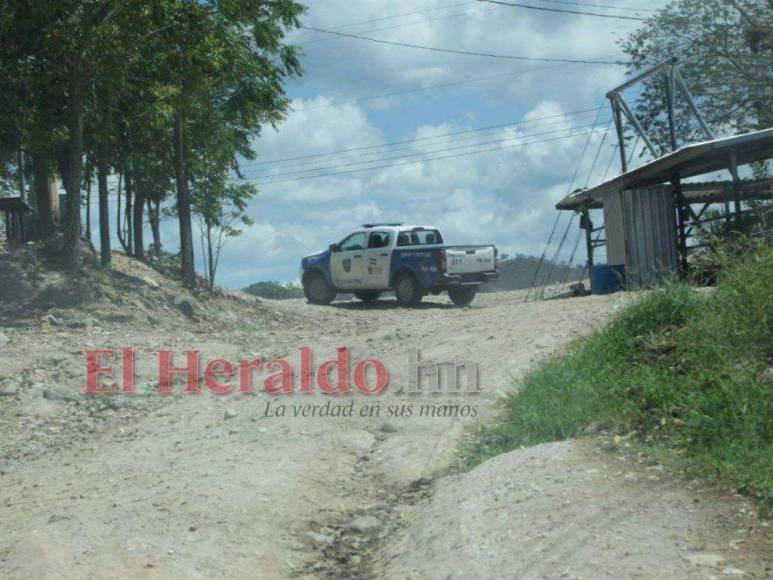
[144,0,303,286]
[621,0,772,156]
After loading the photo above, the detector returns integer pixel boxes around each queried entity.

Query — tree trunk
[63,55,84,269]
[17,147,26,201]
[206,222,216,290]
[124,166,133,256]
[133,191,145,260]
[149,197,161,260]
[32,152,56,239]
[173,111,195,286]
[97,136,111,267]
[85,175,92,242]
[116,172,127,252]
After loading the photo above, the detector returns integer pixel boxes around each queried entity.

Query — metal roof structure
[556,127,773,210]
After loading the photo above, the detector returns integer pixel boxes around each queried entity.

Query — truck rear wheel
[448,286,477,307]
[354,291,381,303]
[394,273,422,307]
[303,272,335,305]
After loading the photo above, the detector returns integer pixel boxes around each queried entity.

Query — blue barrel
[591,264,626,295]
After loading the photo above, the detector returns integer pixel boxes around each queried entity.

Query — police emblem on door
[343,258,352,273]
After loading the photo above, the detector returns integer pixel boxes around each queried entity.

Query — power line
[247,121,609,182]
[245,127,609,186]
[299,25,626,65]
[527,103,605,300]
[247,115,604,177]
[292,57,623,113]
[298,4,506,47]
[529,0,658,13]
[243,107,602,168]
[476,0,649,21]
[287,2,478,40]
[552,116,613,294]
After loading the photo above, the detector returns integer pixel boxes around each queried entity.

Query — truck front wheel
[394,273,422,307]
[448,286,477,307]
[303,272,336,305]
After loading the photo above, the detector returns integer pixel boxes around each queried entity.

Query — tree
[0,0,305,279]
[621,0,773,157]
[194,177,256,289]
[156,0,304,286]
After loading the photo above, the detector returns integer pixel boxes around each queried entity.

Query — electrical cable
[243,107,603,169]
[476,0,648,21]
[525,103,604,300]
[299,25,626,65]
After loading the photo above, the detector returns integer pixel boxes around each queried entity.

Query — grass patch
[466,240,773,507]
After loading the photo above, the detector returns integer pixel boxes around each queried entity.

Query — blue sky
[125,0,677,287]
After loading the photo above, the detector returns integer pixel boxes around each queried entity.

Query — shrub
[467,240,772,506]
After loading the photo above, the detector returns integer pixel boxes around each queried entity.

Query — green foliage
[621,0,772,170]
[467,241,773,506]
[243,280,304,300]
[0,0,305,271]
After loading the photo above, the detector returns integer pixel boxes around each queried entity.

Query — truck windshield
[397,229,444,246]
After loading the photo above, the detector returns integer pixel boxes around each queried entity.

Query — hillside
[468,240,773,507]
[482,254,585,293]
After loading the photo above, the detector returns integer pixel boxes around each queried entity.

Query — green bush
[467,241,773,506]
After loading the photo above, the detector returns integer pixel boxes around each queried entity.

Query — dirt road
[0,290,769,579]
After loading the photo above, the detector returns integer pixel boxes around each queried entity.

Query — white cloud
[193,1,673,285]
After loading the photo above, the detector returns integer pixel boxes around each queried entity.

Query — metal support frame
[672,68,714,141]
[605,57,715,168]
[615,95,659,158]
[580,207,594,286]
[665,66,678,151]
[611,98,627,173]
[603,57,730,280]
[672,173,689,275]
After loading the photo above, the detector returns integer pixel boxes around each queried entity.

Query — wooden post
[672,173,688,276]
[581,207,594,288]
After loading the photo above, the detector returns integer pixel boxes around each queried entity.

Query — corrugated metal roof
[556,127,773,210]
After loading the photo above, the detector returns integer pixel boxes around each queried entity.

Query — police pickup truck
[300,223,499,307]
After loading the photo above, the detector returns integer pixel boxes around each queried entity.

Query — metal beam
[665,65,678,151]
[615,95,659,159]
[605,57,677,98]
[610,97,627,173]
[672,68,714,140]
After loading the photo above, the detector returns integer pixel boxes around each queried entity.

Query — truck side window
[340,232,368,251]
[397,232,411,246]
[368,232,390,249]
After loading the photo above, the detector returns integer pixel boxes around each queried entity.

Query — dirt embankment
[0,251,770,579]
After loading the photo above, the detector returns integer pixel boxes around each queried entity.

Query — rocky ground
[0,247,770,579]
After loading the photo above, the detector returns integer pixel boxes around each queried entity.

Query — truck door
[331,231,367,289]
[362,231,391,288]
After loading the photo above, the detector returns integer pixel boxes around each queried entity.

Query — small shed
[603,186,678,287]
[556,128,773,288]
[0,196,33,246]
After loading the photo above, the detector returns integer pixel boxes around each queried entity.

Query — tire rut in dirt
[302,434,435,579]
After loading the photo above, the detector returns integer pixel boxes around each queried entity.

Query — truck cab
[301,223,499,307]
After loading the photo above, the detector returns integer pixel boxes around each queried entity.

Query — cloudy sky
[186,0,674,287]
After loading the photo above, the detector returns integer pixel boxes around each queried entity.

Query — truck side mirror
[329,243,339,253]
